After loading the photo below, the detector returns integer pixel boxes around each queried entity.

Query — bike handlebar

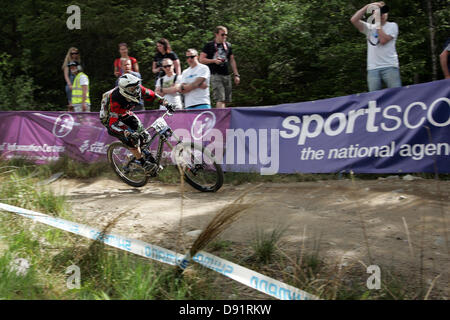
[155,92,175,114]
[161,109,173,118]
[161,104,177,117]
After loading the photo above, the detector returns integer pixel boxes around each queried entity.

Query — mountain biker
[100,73,175,174]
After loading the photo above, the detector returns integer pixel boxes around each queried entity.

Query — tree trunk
[426,0,437,80]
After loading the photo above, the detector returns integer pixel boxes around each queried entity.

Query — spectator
[68,61,90,112]
[179,49,211,110]
[115,58,144,111]
[115,58,142,84]
[155,58,183,110]
[439,37,450,79]
[152,38,181,83]
[199,26,240,108]
[114,42,139,77]
[61,47,81,110]
[351,2,401,91]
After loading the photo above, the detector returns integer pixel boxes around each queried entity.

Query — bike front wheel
[172,142,224,192]
[107,141,149,187]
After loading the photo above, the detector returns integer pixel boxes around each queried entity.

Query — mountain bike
[106,109,224,192]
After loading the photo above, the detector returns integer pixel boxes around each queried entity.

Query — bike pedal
[145,165,162,177]
[142,161,155,172]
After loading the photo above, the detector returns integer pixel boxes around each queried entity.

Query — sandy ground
[48,175,449,299]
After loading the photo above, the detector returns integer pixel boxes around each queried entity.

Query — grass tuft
[251,225,287,264]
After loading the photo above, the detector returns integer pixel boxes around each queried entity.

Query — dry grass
[177,185,260,271]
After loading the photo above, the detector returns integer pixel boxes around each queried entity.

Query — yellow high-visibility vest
[71,72,90,105]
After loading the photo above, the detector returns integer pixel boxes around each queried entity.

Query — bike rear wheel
[107,141,149,187]
[172,142,223,192]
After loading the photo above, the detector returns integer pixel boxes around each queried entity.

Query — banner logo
[53,113,75,138]
[191,111,216,140]
[79,140,90,153]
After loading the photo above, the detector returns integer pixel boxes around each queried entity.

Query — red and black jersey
[108,85,158,133]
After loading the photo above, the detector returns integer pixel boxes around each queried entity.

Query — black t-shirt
[153,51,179,78]
[202,41,233,75]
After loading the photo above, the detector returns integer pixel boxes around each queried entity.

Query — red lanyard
[214,41,228,54]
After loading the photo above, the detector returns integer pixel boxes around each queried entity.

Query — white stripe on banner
[0,202,318,300]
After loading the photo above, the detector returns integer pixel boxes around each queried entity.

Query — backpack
[99,88,115,127]
[159,74,184,107]
[159,74,178,91]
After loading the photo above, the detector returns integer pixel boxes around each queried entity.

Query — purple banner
[2,80,449,174]
[225,80,450,174]
[0,109,231,164]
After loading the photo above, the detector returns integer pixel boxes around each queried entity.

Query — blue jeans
[367,67,402,92]
[65,73,75,104]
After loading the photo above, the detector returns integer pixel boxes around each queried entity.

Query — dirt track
[49,175,449,298]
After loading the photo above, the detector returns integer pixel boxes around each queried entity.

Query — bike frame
[108,107,224,191]
[141,109,182,168]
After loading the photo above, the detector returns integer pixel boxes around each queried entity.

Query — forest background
[0,0,448,111]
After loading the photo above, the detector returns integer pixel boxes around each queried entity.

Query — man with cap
[68,61,91,111]
[351,2,401,91]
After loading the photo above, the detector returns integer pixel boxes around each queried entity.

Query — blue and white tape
[0,202,318,300]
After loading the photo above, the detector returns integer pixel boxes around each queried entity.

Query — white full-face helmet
[118,73,141,103]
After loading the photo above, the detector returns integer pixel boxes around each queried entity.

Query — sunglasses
[71,52,79,55]
[186,55,196,59]
[220,33,228,36]
[162,65,172,68]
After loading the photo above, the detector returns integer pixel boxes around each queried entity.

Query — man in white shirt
[351,2,402,91]
[178,49,211,109]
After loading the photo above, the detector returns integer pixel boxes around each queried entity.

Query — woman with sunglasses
[155,58,183,110]
[152,38,181,83]
[61,47,82,110]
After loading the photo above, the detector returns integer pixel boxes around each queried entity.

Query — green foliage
[45,155,110,179]
[0,52,39,110]
[0,251,44,299]
[0,0,448,111]
[0,169,68,216]
[0,164,215,300]
[53,243,213,300]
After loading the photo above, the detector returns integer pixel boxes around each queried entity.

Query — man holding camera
[351,2,401,91]
[200,26,240,108]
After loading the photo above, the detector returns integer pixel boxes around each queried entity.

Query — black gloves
[166,103,176,113]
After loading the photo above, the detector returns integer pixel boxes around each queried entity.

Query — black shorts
[107,114,142,148]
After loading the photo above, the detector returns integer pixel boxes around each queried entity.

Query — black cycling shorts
[108,114,141,148]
